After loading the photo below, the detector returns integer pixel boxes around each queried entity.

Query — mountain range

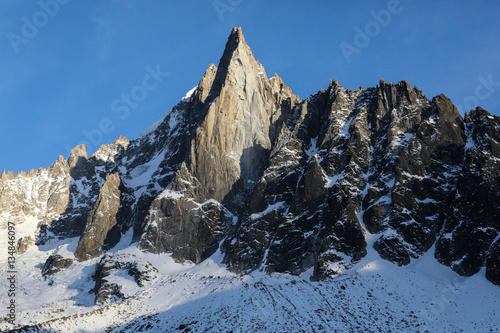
[1,27,499,332]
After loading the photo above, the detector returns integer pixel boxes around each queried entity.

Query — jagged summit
[2,27,499,281]
[211,27,269,95]
[217,27,250,68]
[225,26,247,51]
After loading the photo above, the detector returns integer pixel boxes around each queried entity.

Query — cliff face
[1,28,499,286]
[74,173,122,261]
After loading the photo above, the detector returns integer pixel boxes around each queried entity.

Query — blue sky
[1,0,499,173]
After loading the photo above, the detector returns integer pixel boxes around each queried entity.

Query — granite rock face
[74,173,122,261]
[0,28,499,286]
[435,107,500,277]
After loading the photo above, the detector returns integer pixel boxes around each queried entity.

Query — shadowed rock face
[434,107,500,277]
[42,254,74,276]
[1,28,499,286]
[92,253,158,305]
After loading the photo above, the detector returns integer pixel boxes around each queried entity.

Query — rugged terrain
[0,28,499,332]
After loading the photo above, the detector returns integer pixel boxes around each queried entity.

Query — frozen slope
[1,238,499,332]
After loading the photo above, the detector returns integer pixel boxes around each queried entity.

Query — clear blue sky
[1,0,499,173]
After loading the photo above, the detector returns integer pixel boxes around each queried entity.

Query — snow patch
[323,170,344,188]
[181,86,198,101]
[250,201,285,220]
[157,189,184,200]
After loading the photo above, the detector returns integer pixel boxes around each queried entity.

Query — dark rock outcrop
[435,107,500,277]
[92,253,158,305]
[42,254,74,276]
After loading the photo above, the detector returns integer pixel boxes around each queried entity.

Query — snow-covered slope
[1,239,499,332]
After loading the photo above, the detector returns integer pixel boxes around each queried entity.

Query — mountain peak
[213,27,262,89]
[220,27,249,63]
[229,26,245,44]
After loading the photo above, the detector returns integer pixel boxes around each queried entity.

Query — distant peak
[377,78,418,94]
[113,135,130,148]
[68,144,88,170]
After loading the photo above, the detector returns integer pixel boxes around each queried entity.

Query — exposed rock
[94,283,123,306]
[486,241,500,286]
[135,29,499,283]
[17,235,34,254]
[374,235,416,266]
[0,155,71,241]
[435,107,500,281]
[139,187,226,263]
[42,254,74,276]
[68,144,88,170]
[93,253,158,305]
[139,26,299,263]
[74,173,122,261]
[91,135,130,163]
[186,27,298,204]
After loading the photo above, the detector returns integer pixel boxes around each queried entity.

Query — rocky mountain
[1,27,499,332]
